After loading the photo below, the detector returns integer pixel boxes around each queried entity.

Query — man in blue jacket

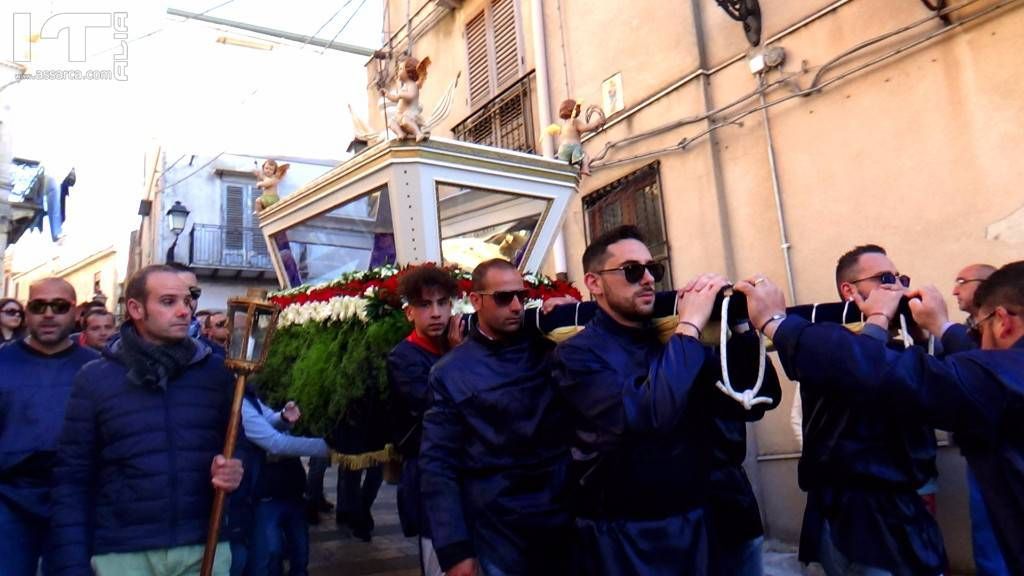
[0,278,98,575]
[552,225,780,575]
[420,258,572,576]
[785,245,944,575]
[738,259,1024,576]
[50,265,244,575]
[388,265,461,576]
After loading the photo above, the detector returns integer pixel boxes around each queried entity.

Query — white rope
[811,303,819,323]
[535,303,542,332]
[842,299,852,323]
[714,294,772,410]
[928,334,935,356]
[898,313,914,349]
[574,302,581,327]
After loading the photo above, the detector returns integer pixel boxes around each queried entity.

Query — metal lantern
[223,295,280,374]
[166,200,190,235]
[200,293,279,576]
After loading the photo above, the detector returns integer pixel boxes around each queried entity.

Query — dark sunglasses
[2,308,23,318]
[851,271,910,288]
[477,289,529,307]
[26,299,73,315]
[597,261,666,284]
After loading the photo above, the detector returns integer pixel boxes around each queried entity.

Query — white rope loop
[714,293,772,410]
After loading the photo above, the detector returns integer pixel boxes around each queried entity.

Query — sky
[1,0,383,270]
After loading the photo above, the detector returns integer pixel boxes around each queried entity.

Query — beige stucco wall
[371,1,1024,570]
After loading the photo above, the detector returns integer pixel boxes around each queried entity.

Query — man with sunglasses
[0,278,99,575]
[420,258,572,576]
[49,265,243,575]
[552,226,780,575]
[741,260,1024,575]
[778,244,943,575]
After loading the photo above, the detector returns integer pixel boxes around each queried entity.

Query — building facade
[365,0,1024,570]
[129,149,338,310]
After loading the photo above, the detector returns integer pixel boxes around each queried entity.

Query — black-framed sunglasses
[476,289,529,307]
[850,271,910,288]
[26,299,73,315]
[1,308,23,318]
[596,261,666,284]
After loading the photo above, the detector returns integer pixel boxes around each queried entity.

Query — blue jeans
[248,499,310,576]
[968,467,1009,575]
[711,535,764,576]
[0,496,46,576]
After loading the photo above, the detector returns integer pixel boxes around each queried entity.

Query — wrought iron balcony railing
[453,72,536,154]
[188,223,272,271]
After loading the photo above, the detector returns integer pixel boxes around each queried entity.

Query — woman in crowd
[0,298,26,346]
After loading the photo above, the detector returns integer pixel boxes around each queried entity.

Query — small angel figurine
[381,56,432,142]
[547,99,606,176]
[254,159,289,213]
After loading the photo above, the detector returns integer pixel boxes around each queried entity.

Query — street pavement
[306,465,805,575]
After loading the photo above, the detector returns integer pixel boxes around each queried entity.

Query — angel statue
[254,159,290,213]
[546,99,607,176]
[380,56,432,142]
[350,71,461,148]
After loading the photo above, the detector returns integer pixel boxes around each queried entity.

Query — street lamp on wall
[165,200,190,263]
[715,0,763,47]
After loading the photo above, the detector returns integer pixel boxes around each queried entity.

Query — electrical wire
[88,0,238,59]
[317,0,361,54]
[161,1,365,193]
[591,0,1019,171]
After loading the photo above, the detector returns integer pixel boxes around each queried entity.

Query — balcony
[188,223,274,279]
[452,72,536,154]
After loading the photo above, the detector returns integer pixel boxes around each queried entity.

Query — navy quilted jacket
[49,337,233,575]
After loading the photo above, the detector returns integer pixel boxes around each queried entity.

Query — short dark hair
[83,307,113,326]
[125,264,181,303]
[835,244,887,288]
[399,265,458,302]
[582,225,647,273]
[471,259,518,291]
[973,260,1024,312]
[195,309,212,319]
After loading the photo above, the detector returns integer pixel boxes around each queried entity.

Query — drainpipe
[530,0,568,277]
[689,0,738,281]
[757,72,797,303]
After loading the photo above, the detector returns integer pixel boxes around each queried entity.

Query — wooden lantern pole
[200,371,247,576]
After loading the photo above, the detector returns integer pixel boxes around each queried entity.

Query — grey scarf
[118,323,198,389]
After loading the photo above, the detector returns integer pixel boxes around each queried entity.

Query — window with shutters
[464,0,524,108]
[583,162,673,290]
[223,183,251,250]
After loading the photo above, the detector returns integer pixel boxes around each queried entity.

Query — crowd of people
[0,224,1020,576]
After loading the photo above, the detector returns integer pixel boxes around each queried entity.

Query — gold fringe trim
[331,443,401,471]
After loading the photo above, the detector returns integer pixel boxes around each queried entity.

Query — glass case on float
[256,137,578,288]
